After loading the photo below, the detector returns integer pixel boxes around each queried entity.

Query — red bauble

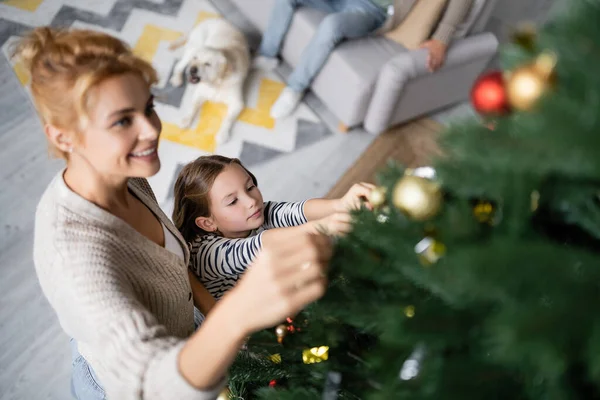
[269,380,277,387]
[471,71,510,116]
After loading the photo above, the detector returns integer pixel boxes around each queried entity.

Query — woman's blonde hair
[11,27,158,159]
[173,155,258,243]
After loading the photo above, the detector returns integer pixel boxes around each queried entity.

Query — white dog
[169,19,250,145]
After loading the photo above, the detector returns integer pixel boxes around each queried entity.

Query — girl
[21,27,331,400]
[173,155,374,300]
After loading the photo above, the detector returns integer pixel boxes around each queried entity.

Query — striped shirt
[189,201,308,299]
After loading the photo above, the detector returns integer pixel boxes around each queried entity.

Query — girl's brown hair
[11,27,158,159]
[172,155,258,243]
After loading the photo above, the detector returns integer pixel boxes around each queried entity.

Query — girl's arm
[192,235,263,280]
[303,198,341,221]
[187,270,217,316]
[193,224,320,282]
[191,188,372,283]
[303,182,376,221]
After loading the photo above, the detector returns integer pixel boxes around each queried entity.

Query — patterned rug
[0,0,332,208]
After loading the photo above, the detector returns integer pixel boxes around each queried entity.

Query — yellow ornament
[368,186,387,208]
[511,22,537,52]
[275,324,287,344]
[269,353,282,364]
[303,346,330,364]
[506,52,557,111]
[414,237,446,266]
[217,387,232,400]
[404,305,416,318]
[392,175,443,221]
[473,200,495,224]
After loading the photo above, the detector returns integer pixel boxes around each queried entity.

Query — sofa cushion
[228,0,275,32]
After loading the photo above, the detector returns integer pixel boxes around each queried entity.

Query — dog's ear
[218,50,235,78]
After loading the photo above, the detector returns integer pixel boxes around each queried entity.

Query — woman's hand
[179,233,331,389]
[419,39,448,72]
[310,212,353,237]
[225,232,332,335]
[335,182,376,212]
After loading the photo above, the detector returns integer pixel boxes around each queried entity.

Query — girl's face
[64,73,162,180]
[203,163,264,238]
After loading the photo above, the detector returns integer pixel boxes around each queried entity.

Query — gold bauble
[506,52,557,111]
[392,175,442,221]
[275,324,287,344]
[368,186,387,208]
[217,387,231,400]
[404,305,416,318]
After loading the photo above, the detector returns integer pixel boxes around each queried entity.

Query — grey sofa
[229,0,499,134]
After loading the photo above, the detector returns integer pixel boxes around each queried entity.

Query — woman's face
[74,73,162,180]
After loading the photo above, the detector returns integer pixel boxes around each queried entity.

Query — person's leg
[257,0,335,58]
[255,0,335,70]
[271,6,386,118]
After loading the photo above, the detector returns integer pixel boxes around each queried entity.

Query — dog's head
[186,47,229,85]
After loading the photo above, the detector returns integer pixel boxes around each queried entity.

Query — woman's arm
[177,293,247,388]
[179,232,331,388]
[36,234,329,399]
[36,251,226,399]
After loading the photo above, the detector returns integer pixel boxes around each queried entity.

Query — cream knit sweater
[33,171,226,399]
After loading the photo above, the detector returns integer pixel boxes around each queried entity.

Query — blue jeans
[258,0,386,92]
[68,313,203,399]
[70,339,105,400]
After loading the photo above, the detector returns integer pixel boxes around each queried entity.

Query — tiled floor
[0,0,557,398]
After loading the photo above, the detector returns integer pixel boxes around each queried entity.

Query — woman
[19,27,330,399]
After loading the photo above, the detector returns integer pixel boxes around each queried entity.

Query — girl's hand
[224,233,332,335]
[336,182,376,212]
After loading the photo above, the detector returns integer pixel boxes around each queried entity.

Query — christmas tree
[223,1,600,398]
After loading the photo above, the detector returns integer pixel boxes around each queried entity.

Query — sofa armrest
[364,32,499,134]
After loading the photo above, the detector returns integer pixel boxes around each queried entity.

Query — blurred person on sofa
[254,0,474,119]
